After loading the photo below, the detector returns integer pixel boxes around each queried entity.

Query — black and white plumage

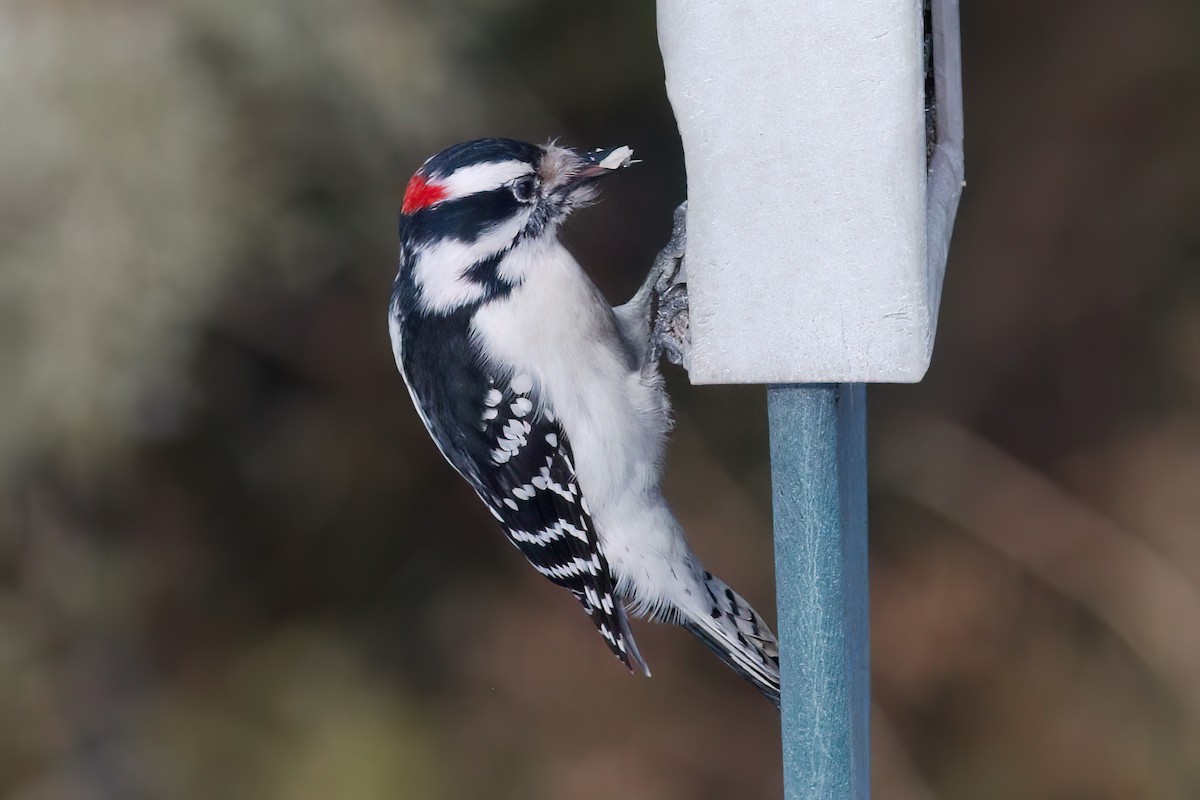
[390,137,779,704]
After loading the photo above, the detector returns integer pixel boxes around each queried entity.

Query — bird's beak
[539,143,637,211]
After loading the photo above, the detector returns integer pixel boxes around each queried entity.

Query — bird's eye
[511,176,539,203]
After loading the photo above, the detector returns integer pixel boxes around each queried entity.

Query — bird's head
[396,138,634,315]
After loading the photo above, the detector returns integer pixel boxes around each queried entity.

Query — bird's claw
[650,282,690,369]
[617,202,690,372]
[652,202,687,294]
[646,202,690,370]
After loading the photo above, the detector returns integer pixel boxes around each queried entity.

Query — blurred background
[2,0,1199,797]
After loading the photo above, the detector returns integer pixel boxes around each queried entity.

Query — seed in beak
[592,145,635,171]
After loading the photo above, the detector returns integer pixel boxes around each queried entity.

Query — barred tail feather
[616,604,651,677]
[682,572,781,706]
[577,591,651,677]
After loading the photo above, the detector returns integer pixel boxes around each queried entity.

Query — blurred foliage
[1,0,1199,798]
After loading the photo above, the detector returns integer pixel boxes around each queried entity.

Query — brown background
[2,1,1199,797]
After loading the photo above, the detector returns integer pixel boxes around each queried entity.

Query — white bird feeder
[659,0,963,385]
[657,1,963,797]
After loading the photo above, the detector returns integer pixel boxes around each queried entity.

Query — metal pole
[768,383,869,800]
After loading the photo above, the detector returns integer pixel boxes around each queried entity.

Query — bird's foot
[617,202,690,372]
[650,282,690,369]
[647,202,690,369]
[650,201,687,294]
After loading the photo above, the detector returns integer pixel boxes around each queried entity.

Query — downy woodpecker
[390,138,780,704]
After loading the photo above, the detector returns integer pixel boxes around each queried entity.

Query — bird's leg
[613,202,690,371]
[650,281,690,371]
[647,201,690,371]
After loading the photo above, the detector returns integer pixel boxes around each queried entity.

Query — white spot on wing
[508,520,587,547]
[530,555,601,582]
[510,373,533,395]
[600,593,615,615]
[535,466,575,502]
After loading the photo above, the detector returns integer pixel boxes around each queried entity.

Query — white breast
[470,239,668,512]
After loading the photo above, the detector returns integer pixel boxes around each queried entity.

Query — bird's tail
[680,570,780,706]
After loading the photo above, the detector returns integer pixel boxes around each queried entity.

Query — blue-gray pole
[769,383,869,800]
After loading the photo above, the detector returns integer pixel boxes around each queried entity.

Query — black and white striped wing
[470,374,647,674]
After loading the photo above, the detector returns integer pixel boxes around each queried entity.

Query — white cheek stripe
[411,212,530,314]
[438,160,530,201]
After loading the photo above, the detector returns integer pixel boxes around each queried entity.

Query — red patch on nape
[402,173,448,215]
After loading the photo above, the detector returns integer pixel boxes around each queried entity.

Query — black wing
[466,373,647,674]
[391,291,646,673]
